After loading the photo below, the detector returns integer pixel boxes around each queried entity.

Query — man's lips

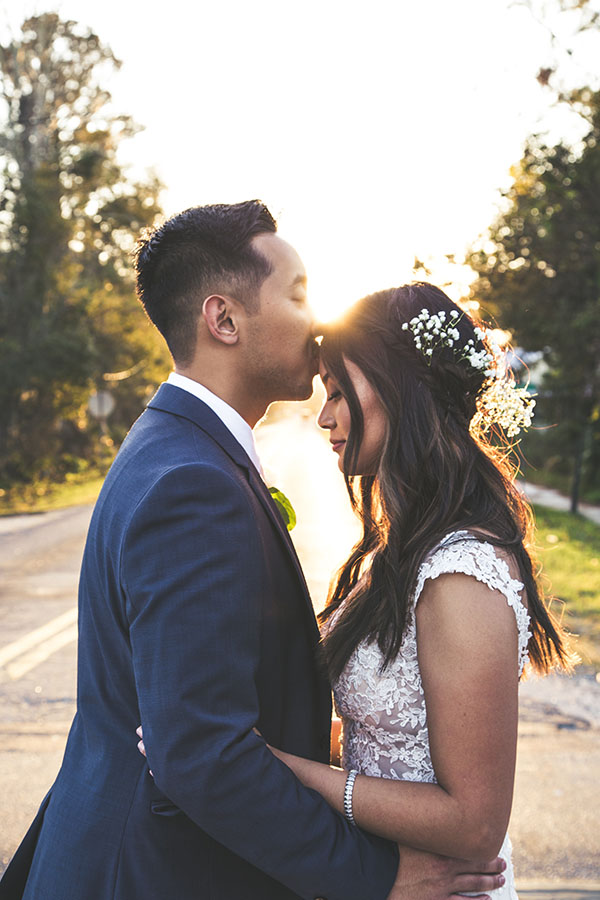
[330,439,346,454]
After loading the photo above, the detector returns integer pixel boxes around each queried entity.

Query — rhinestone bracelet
[343,769,359,825]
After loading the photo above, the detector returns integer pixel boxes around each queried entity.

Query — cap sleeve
[413,533,532,675]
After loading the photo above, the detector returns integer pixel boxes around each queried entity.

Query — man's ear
[201,295,241,345]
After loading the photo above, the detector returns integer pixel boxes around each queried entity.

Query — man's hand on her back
[387,844,506,900]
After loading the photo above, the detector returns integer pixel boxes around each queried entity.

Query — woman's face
[318,357,387,475]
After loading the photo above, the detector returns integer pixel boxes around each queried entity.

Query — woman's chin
[339,458,359,476]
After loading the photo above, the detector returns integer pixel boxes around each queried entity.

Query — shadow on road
[519,891,600,900]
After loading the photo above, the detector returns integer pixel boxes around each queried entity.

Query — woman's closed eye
[327,390,342,402]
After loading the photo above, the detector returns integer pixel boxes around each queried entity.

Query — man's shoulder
[95,407,243,519]
[119,404,230,468]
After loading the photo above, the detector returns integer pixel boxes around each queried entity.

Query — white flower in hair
[472,378,536,438]
[401,307,536,437]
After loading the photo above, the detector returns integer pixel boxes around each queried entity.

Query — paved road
[518,482,600,526]
[0,505,87,871]
[1,415,599,896]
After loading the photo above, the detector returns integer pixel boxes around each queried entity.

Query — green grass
[0,473,105,516]
[533,504,600,667]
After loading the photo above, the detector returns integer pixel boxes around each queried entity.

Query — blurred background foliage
[466,0,600,511]
[467,88,600,510]
[0,13,170,503]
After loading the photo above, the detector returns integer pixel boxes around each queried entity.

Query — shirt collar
[166,372,264,477]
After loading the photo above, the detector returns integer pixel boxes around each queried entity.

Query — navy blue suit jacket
[0,384,397,900]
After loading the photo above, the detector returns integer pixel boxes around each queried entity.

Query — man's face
[242,233,318,402]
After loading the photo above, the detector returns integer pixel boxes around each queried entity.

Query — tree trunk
[571,389,594,514]
[570,429,584,514]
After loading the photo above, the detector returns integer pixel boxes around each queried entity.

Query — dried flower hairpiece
[401,308,536,437]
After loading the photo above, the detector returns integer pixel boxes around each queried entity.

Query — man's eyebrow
[291,273,307,287]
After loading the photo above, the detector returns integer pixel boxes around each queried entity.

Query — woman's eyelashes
[327,390,342,402]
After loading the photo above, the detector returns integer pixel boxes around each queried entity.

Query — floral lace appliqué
[330,532,530,899]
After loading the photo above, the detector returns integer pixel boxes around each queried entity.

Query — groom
[1,201,505,900]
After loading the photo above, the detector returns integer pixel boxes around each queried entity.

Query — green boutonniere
[268,487,297,531]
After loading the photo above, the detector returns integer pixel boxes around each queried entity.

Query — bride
[264,282,573,899]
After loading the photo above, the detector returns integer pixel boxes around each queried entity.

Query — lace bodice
[330,531,531,899]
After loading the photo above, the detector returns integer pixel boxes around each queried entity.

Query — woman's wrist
[267,743,348,811]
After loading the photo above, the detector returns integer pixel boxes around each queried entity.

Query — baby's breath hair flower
[471,378,536,438]
[402,310,495,374]
[401,308,536,438]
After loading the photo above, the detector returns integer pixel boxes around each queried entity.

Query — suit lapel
[246,465,317,627]
[147,384,317,628]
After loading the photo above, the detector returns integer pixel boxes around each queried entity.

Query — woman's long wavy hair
[319,283,574,681]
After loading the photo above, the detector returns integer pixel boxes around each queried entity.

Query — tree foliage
[467,91,600,509]
[0,13,170,490]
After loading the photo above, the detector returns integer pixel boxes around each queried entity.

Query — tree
[0,13,169,491]
[467,92,600,511]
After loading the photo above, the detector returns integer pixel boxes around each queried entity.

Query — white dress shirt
[166,372,264,477]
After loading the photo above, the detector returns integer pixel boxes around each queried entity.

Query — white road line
[0,608,78,668]
[5,623,78,680]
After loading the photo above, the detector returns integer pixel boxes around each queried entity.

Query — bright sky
[5,0,600,320]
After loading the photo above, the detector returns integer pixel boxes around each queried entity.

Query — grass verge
[533,504,600,668]
[0,473,105,516]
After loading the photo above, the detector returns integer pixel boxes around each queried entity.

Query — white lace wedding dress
[331,531,532,900]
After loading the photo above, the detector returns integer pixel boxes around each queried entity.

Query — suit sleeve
[122,462,398,900]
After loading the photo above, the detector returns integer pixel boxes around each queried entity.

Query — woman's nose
[318,404,334,430]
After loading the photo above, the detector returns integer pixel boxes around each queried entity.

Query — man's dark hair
[134,200,277,363]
